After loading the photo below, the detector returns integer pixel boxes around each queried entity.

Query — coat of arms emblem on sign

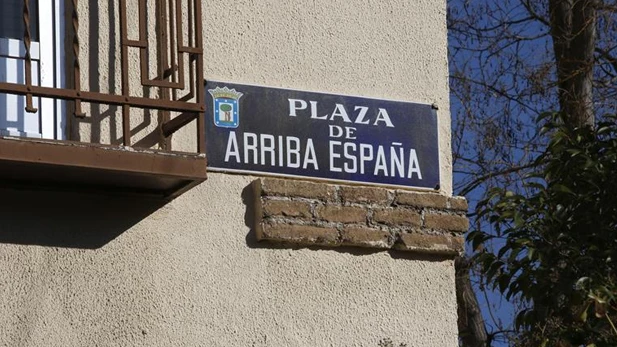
[208,86,243,128]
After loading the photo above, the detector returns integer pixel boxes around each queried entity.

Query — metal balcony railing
[0,0,207,199]
[0,0,205,153]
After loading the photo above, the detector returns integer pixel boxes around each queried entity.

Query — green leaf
[575,277,590,290]
[486,261,504,282]
[579,302,591,322]
[527,248,536,261]
[552,184,574,195]
[498,273,511,293]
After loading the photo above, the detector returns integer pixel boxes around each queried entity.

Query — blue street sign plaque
[205,81,440,190]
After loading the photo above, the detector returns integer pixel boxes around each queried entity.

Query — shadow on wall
[71,1,157,148]
[0,187,164,249]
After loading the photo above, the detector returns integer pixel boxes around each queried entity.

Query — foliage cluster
[468,114,617,346]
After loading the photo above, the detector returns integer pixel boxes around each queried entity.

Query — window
[0,0,65,139]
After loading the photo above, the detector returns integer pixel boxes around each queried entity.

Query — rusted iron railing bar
[0,82,204,113]
[138,0,149,88]
[122,39,147,48]
[120,0,131,146]
[122,105,131,146]
[173,0,185,91]
[139,79,183,89]
[157,0,171,149]
[168,0,176,88]
[161,112,197,137]
[136,0,185,91]
[72,0,85,117]
[23,0,37,113]
[162,65,177,79]
[187,0,194,52]
[156,0,168,85]
[181,0,196,103]
[178,69,195,102]
[194,0,205,154]
[178,47,202,54]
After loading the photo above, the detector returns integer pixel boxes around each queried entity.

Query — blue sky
[447,1,555,345]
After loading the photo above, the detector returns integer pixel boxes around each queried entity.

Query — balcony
[0,0,206,200]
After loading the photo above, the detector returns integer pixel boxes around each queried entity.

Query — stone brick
[395,191,448,209]
[260,177,335,200]
[263,199,312,219]
[373,208,421,227]
[396,233,464,255]
[341,227,392,248]
[339,185,389,204]
[258,223,340,246]
[449,196,469,211]
[316,205,366,223]
[424,213,469,232]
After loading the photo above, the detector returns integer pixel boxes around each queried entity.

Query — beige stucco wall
[0,0,457,346]
[0,175,458,347]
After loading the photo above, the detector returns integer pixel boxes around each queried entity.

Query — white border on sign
[207,166,441,192]
[205,79,441,110]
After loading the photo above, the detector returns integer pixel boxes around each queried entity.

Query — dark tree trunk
[456,257,488,347]
[549,0,597,127]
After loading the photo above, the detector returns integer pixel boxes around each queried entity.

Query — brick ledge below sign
[252,177,468,256]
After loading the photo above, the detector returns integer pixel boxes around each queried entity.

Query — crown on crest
[208,86,243,100]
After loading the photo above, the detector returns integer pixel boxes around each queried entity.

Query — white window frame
[0,0,65,140]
